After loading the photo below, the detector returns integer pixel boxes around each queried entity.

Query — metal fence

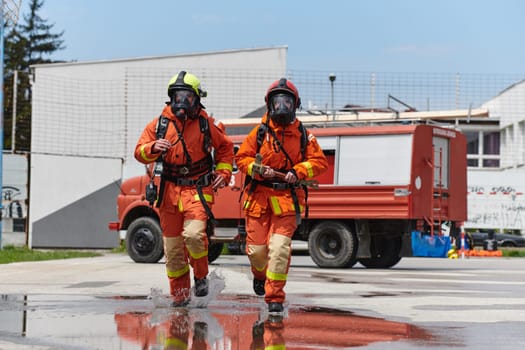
[288,70,524,113]
[13,69,525,159]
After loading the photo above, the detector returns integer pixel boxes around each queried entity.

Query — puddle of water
[148,270,226,309]
[0,272,433,349]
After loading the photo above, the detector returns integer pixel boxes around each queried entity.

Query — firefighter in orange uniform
[251,319,285,350]
[164,316,208,350]
[135,71,233,306]
[235,78,328,313]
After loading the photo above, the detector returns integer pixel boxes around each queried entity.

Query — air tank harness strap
[162,157,210,177]
[196,185,217,238]
[155,172,212,207]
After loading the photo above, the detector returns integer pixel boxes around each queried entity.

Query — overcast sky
[18,0,525,74]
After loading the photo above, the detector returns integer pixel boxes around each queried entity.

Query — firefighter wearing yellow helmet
[167,71,208,120]
[134,71,234,306]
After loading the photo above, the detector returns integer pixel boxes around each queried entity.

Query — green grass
[1,243,523,264]
[111,241,127,254]
[501,248,525,257]
[0,245,102,264]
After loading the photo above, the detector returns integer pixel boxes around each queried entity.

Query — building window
[465,130,500,168]
[482,131,500,167]
[465,131,479,167]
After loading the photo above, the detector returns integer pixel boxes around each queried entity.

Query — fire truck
[109,109,486,268]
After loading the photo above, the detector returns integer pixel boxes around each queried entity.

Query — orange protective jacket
[235,114,328,217]
[134,105,233,210]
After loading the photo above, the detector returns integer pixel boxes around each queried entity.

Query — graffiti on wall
[2,185,27,219]
[2,154,28,234]
[466,185,525,231]
[2,185,27,234]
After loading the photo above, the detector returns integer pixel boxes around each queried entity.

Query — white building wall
[28,155,122,224]
[29,47,287,248]
[466,169,525,232]
[31,46,287,172]
[466,79,525,232]
[483,80,525,129]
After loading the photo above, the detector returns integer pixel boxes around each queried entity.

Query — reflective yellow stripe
[216,162,232,172]
[243,200,251,209]
[247,162,254,176]
[304,161,314,178]
[165,338,188,349]
[140,144,158,162]
[270,196,281,215]
[266,270,287,281]
[188,248,208,260]
[167,264,189,278]
[194,193,213,202]
[178,198,183,212]
[266,345,286,350]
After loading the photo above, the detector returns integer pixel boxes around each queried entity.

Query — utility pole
[11,70,17,152]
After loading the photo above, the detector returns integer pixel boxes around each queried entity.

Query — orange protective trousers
[245,211,296,304]
[160,187,209,304]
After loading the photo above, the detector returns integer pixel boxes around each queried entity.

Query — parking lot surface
[1,253,524,349]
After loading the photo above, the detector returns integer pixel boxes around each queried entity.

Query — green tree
[3,0,65,152]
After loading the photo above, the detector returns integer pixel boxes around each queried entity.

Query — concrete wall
[29,154,122,248]
[1,154,28,247]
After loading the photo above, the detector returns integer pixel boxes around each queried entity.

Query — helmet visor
[173,90,196,104]
[269,93,296,125]
[171,89,199,119]
[270,93,295,112]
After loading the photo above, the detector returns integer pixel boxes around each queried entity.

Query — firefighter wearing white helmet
[134,71,234,307]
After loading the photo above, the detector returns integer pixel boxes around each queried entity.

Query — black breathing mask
[171,89,199,119]
[269,93,296,125]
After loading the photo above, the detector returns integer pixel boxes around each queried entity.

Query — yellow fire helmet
[167,71,207,98]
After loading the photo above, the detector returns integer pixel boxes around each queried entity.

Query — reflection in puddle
[0,292,432,349]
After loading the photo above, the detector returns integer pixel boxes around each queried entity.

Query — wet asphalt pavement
[1,252,524,349]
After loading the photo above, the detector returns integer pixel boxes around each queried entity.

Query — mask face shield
[269,93,296,125]
[170,89,199,119]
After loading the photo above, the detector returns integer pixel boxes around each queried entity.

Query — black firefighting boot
[171,298,190,307]
[194,277,209,297]
[268,302,283,313]
[193,321,208,342]
[253,278,265,296]
[251,320,265,347]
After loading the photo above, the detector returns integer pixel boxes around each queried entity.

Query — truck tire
[358,235,402,268]
[208,242,224,263]
[308,221,358,268]
[126,217,164,263]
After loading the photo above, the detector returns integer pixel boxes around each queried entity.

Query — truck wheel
[126,217,164,263]
[308,221,358,268]
[208,242,223,263]
[358,235,402,268]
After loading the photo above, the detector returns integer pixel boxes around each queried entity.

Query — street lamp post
[329,73,336,120]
